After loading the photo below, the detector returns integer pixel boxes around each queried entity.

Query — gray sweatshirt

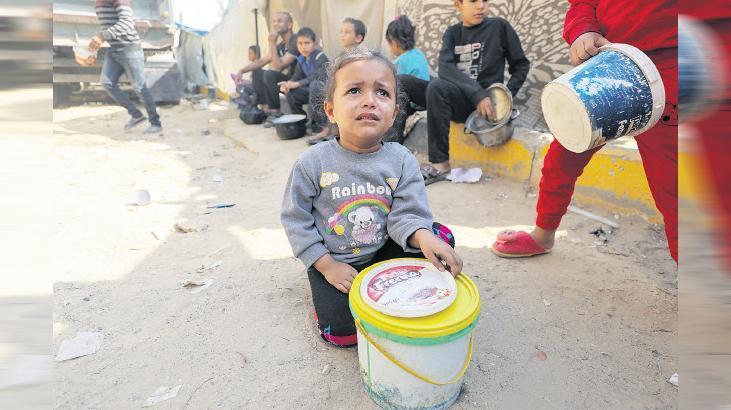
[281,139,433,268]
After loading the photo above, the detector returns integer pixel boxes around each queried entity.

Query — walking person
[90,0,162,134]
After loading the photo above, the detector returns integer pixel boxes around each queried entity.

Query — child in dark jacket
[278,27,330,137]
[416,0,530,184]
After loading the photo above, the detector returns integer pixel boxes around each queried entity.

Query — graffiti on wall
[398,0,574,130]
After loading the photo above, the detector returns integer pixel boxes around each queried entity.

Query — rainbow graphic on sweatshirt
[326,194,391,235]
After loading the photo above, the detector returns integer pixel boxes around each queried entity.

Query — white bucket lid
[541,43,666,153]
[359,259,457,318]
[272,114,307,124]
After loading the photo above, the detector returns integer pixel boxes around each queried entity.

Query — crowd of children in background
[235,14,369,143]
[235,5,530,160]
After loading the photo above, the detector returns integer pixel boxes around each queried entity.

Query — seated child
[278,27,330,138]
[387,15,429,81]
[281,49,461,347]
[231,45,261,110]
[385,14,431,143]
[306,17,369,146]
[418,0,530,184]
[339,17,367,50]
[248,44,260,64]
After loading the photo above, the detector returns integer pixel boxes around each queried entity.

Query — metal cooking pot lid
[465,83,514,134]
[486,83,513,124]
[272,114,307,124]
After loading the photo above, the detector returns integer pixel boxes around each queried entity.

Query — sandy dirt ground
[4,96,685,408]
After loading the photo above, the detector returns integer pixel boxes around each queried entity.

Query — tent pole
[254,8,260,52]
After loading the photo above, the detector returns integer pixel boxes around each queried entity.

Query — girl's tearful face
[325,59,398,152]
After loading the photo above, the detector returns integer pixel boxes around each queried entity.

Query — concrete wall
[397,0,574,131]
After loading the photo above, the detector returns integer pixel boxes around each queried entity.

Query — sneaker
[143,125,163,135]
[125,116,147,130]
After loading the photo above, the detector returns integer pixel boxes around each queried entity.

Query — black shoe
[262,112,282,128]
[125,115,147,130]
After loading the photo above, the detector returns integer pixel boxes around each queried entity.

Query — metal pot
[466,108,520,147]
[273,114,307,140]
[481,83,514,127]
[464,83,519,147]
[239,107,267,124]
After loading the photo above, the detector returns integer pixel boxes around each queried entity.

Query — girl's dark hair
[343,17,367,42]
[385,15,416,51]
[296,27,316,42]
[248,45,260,58]
[323,47,399,106]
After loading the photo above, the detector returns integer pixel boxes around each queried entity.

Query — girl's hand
[411,229,462,277]
[314,254,358,293]
[569,32,610,66]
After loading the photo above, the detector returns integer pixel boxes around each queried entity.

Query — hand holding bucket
[569,32,611,66]
[541,43,666,153]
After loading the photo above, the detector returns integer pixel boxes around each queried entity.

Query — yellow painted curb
[199,86,231,102]
[448,125,665,222]
[449,123,535,181]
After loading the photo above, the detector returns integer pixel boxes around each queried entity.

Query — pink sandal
[491,230,551,258]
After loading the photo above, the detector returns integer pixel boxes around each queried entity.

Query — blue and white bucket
[541,43,666,153]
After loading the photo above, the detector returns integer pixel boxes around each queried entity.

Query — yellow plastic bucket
[349,258,481,409]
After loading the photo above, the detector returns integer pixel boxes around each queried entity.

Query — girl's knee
[313,311,357,347]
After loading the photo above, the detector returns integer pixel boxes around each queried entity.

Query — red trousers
[536,60,678,262]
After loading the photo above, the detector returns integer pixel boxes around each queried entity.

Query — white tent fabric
[201,0,269,93]
[176,31,210,91]
[200,0,398,92]
[171,0,232,36]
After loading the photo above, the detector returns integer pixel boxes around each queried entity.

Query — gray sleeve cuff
[395,223,432,253]
[298,243,329,268]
